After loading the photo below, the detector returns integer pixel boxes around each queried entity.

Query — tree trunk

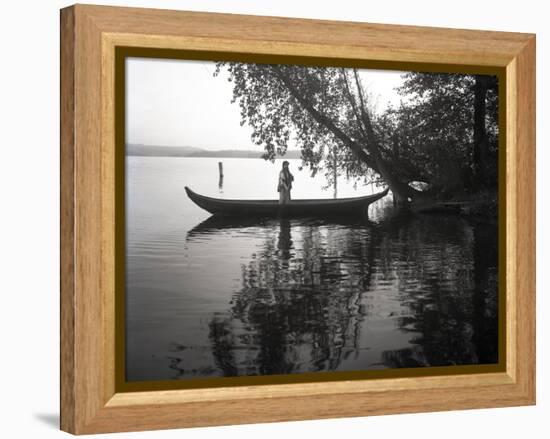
[473,75,489,189]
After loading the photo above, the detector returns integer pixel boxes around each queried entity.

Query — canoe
[185,186,389,217]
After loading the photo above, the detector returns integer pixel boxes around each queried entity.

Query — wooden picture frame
[60,4,536,434]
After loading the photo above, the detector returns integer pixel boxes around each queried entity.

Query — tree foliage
[391,72,498,194]
[214,62,499,201]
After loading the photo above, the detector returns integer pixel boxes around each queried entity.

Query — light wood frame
[60,4,536,435]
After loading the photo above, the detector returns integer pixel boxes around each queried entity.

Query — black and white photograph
[1,0,545,436]
[125,57,500,382]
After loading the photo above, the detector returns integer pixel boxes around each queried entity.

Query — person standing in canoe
[278,160,294,204]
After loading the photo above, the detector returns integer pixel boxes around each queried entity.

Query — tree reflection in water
[182,212,498,379]
[375,215,498,368]
[205,217,376,376]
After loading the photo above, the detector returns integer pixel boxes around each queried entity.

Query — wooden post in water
[218,161,224,192]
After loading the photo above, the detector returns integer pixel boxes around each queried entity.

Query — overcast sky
[126,57,406,150]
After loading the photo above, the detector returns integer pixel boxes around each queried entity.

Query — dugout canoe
[185,186,389,217]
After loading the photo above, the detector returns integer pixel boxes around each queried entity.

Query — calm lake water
[126,156,498,382]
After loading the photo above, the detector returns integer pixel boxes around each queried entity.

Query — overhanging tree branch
[341,69,369,141]
[270,65,421,200]
[269,65,378,171]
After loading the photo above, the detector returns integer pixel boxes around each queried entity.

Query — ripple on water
[125,158,499,381]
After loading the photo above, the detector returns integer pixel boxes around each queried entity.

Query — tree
[215,62,498,202]
[215,62,423,202]
[394,72,498,194]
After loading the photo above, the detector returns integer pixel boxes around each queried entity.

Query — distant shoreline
[126,144,301,159]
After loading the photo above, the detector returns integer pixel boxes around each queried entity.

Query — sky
[126,57,406,150]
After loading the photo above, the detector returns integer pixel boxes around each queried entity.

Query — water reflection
[124,158,499,382]
[173,212,498,379]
